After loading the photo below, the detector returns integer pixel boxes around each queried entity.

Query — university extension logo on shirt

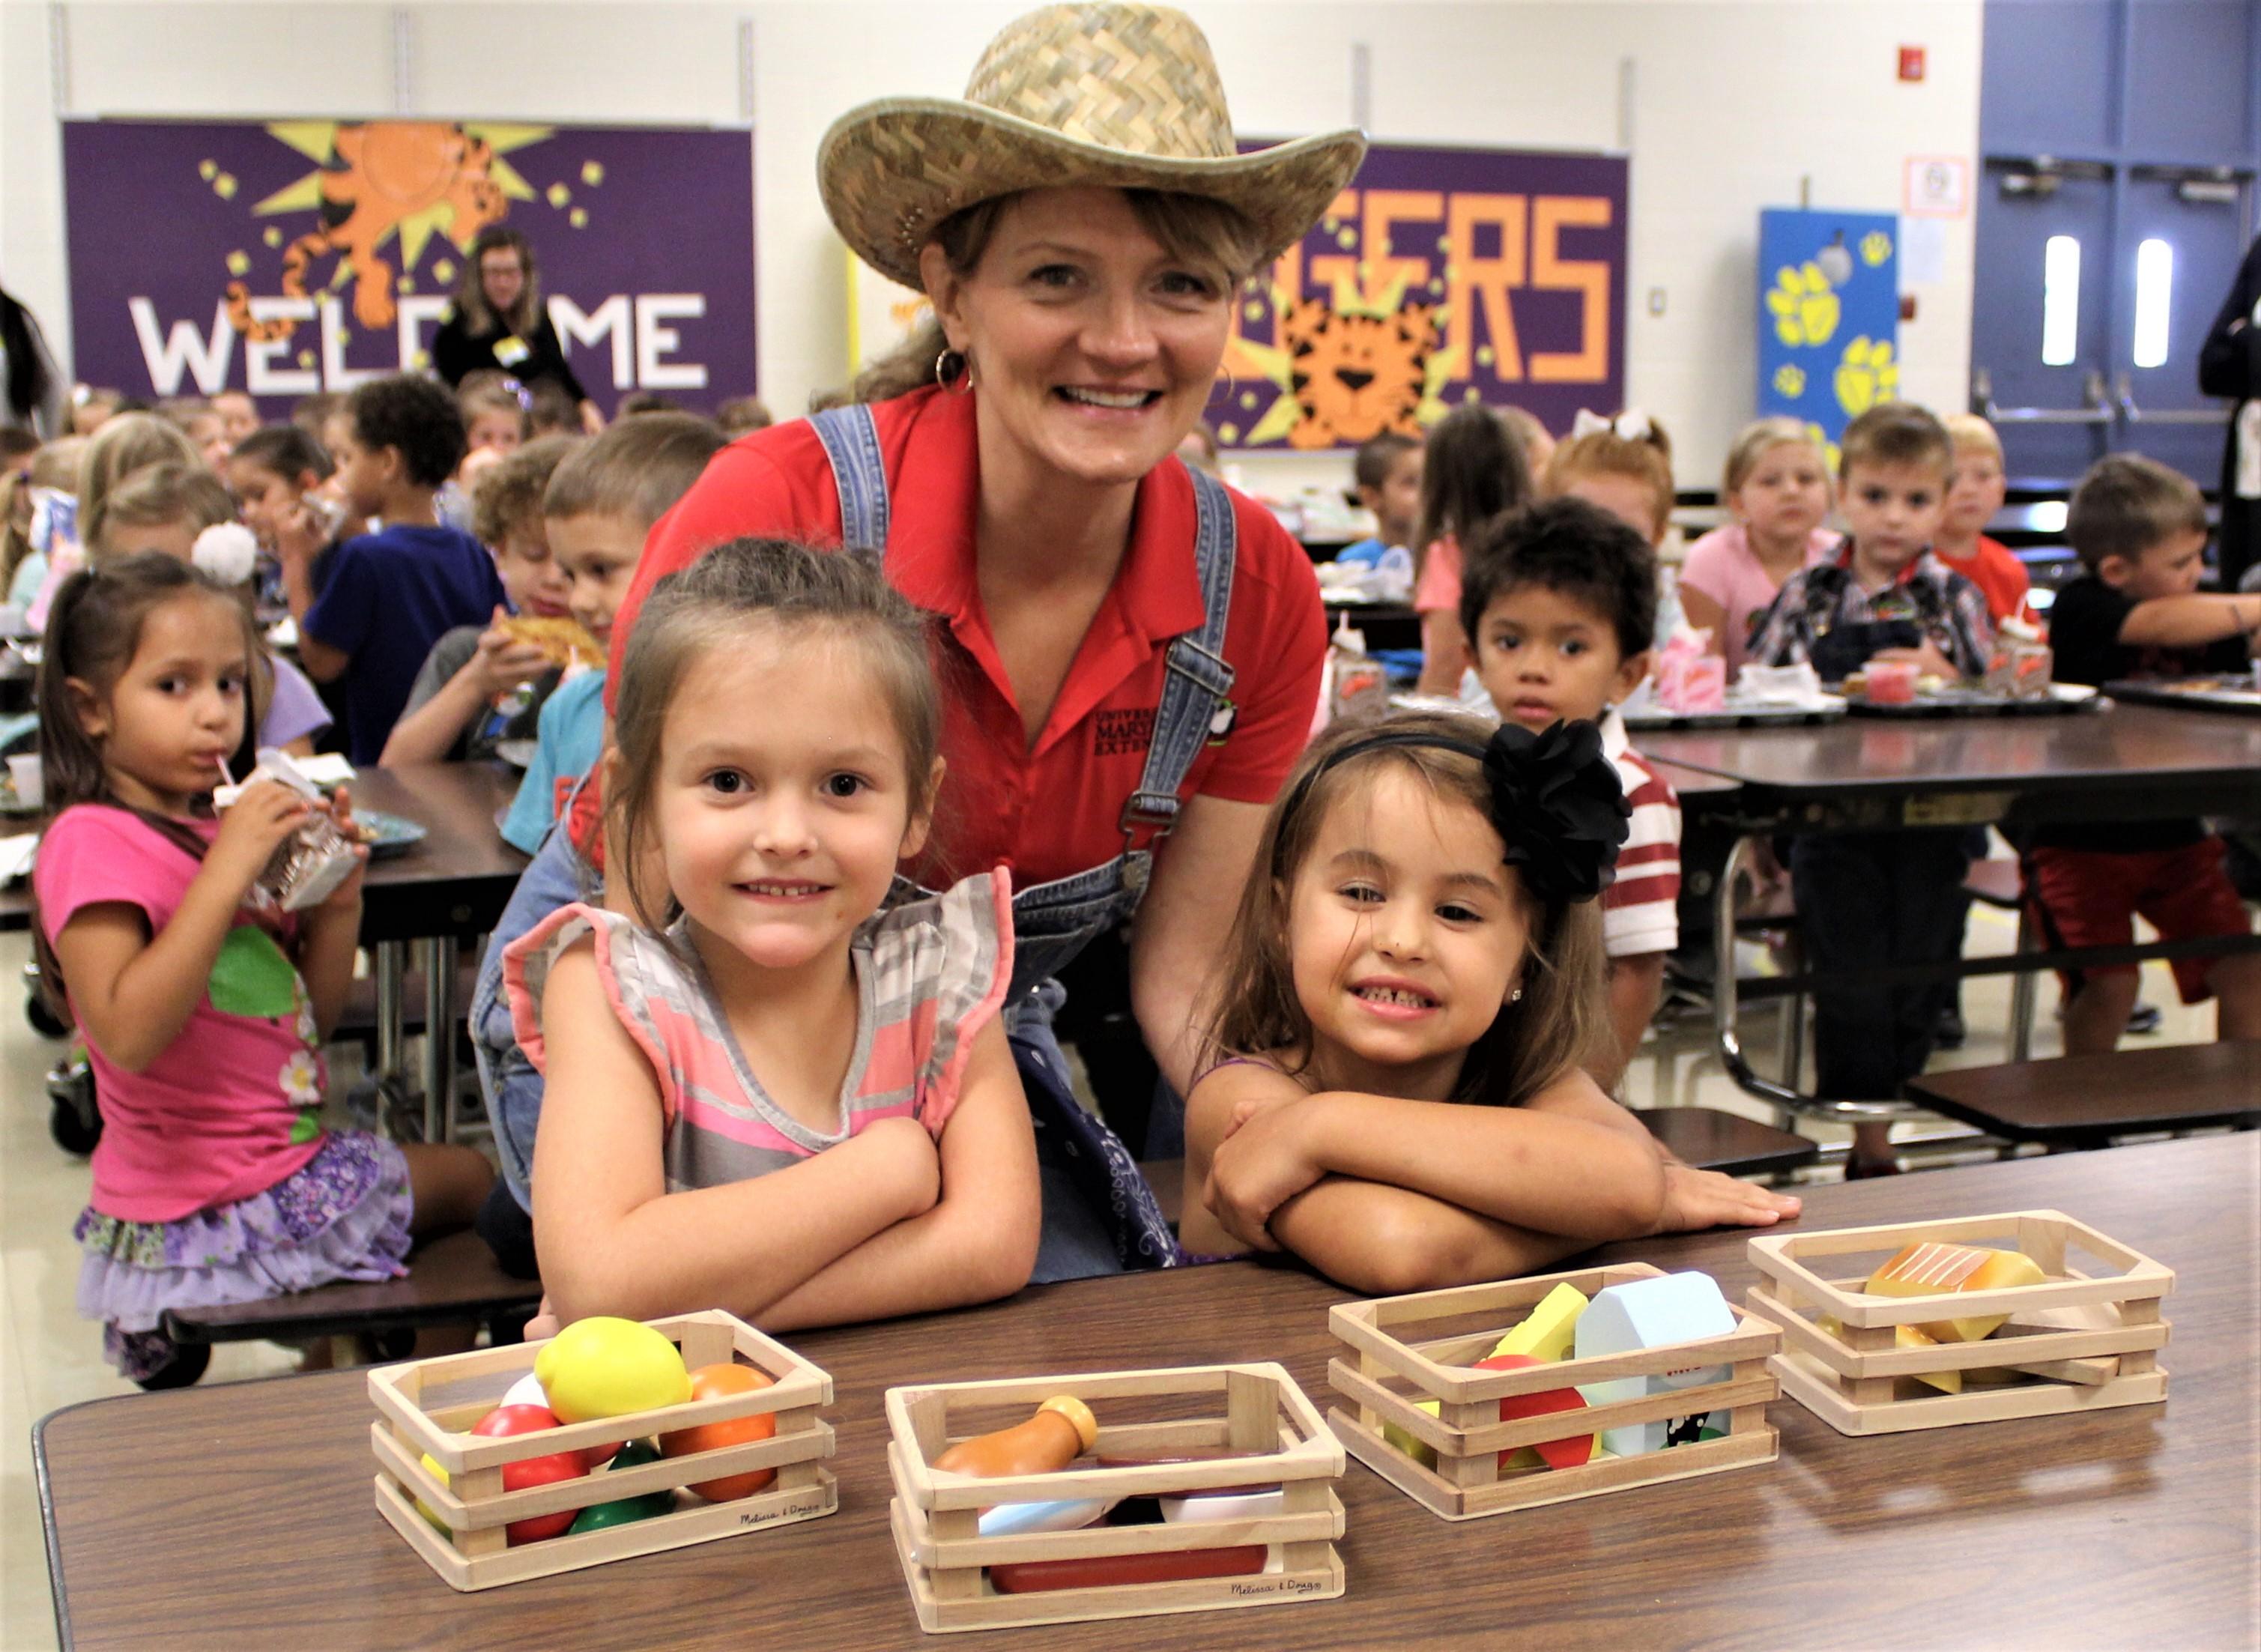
[1093,707,1158,759]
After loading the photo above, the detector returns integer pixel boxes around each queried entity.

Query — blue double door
[1971,0,2259,487]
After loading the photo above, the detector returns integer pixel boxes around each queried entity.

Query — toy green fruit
[533,1316,691,1422]
[566,1440,675,1533]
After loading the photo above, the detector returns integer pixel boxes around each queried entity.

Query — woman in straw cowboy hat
[467,2,1363,1292]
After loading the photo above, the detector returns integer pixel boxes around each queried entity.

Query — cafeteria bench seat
[159,1228,539,1349]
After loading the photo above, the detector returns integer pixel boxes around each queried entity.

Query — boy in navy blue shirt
[287,375,506,763]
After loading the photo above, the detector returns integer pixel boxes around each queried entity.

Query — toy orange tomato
[659,1363,777,1501]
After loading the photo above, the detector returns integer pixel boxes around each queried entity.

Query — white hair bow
[1571,408,1653,443]
[192,521,260,587]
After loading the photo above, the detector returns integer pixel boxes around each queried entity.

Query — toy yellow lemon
[533,1317,692,1422]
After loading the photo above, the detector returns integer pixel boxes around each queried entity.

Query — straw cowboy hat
[819,2,1367,290]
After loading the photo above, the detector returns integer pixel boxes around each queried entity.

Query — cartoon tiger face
[226,121,512,344]
[1278,300,1438,450]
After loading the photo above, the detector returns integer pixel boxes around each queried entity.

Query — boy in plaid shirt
[1751,405,1993,1175]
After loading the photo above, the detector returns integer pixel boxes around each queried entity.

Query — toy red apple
[1476,1354,1596,1471]
[470,1403,589,1543]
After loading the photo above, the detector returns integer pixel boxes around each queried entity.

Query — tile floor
[0,910,2225,1648]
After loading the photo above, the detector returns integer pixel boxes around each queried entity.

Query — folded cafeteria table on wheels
[1639,702,2261,1124]
[37,1134,2254,1650]
[342,763,528,1144]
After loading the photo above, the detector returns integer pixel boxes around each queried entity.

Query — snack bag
[1311,615,1390,734]
[1654,628,1726,713]
[214,748,360,912]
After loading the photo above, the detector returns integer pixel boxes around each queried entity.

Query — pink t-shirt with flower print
[34,805,328,1222]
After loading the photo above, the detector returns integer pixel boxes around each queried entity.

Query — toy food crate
[1328,1262,1781,1520]
[1745,1209,2172,1436]
[886,1362,1346,1633]
[370,1310,837,1591]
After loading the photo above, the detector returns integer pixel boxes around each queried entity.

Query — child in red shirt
[1937,414,2038,629]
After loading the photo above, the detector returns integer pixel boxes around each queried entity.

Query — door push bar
[1973,366,2113,426]
[2116,374,2230,426]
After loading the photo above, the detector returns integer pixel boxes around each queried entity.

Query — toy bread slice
[1817,1314,1963,1394]
[1486,1283,1589,1365]
[1863,1242,2045,1342]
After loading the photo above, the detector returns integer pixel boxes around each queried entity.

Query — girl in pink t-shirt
[1412,406,1535,695]
[507,539,1038,1332]
[1680,418,1835,677]
[32,554,491,1386]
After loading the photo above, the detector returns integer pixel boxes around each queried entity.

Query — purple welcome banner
[61,118,755,416]
[1211,141,1627,449]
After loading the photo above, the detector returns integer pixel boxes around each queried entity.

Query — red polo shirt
[596,387,1325,887]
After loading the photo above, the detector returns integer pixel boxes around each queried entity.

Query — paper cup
[7,754,41,809]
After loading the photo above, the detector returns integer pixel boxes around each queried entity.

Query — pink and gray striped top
[503,872,1013,1190]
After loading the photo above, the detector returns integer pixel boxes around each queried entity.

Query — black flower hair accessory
[1272,717,1630,904]
[1480,719,1630,903]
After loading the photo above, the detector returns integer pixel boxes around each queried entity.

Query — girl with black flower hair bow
[1181,711,1798,1290]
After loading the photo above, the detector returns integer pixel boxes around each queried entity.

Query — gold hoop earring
[935,348,973,395]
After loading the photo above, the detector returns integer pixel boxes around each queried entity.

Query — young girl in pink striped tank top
[505,539,1039,1331]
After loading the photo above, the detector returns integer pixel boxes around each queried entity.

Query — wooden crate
[370,1309,838,1591]
[886,1362,1346,1633]
[1744,1208,2173,1436]
[1328,1262,1781,1520]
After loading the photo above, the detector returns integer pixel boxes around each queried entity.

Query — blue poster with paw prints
[1757,209,1899,462]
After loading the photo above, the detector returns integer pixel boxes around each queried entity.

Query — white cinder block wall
[0,0,1982,495]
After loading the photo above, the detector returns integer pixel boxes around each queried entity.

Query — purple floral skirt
[76,1131,412,1380]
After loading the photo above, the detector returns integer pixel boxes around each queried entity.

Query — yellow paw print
[1860,230,1893,267]
[1804,422,1843,474]
[1833,336,1899,416]
[1767,262,1841,348]
[1773,363,1807,399]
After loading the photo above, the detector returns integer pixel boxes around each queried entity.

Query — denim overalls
[470,405,1238,1280]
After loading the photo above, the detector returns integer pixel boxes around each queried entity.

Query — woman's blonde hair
[850,189,1265,405]
[1719,416,1826,503]
[1200,711,1609,1108]
[1543,414,1675,541]
[78,414,201,556]
[453,228,543,339]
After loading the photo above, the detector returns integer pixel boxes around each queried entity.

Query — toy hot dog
[934,1396,1098,1479]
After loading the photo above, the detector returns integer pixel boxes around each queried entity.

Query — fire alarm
[1898,46,1926,82]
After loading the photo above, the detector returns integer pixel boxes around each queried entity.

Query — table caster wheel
[47,1060,100,1155]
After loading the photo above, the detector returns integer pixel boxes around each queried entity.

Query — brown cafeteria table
[37,1134,2257,1650]
[0,763,526,940]
[1639,701,2261,1116]
[1,765,529,1137]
